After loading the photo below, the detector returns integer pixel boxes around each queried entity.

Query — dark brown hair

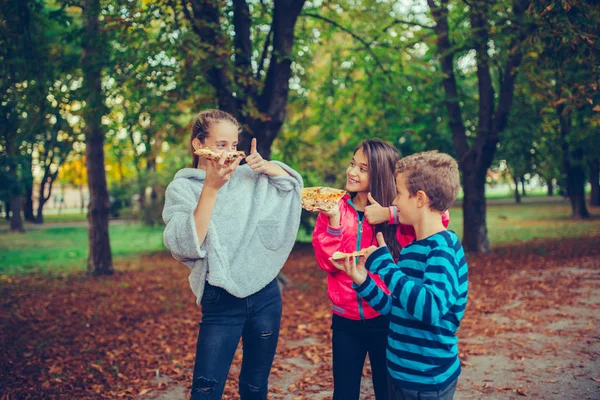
[395,150,460,212]
[354,139,402,260]
[190,109,241,168]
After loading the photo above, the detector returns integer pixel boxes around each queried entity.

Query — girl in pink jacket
[311,139,449,400]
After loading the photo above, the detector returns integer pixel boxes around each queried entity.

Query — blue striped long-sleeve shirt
[354,230,468,391]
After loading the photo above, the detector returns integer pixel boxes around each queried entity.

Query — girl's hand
[204,152,243,191]
[246,138,269,174]
[364,192,391,224]
[329,254,368,285]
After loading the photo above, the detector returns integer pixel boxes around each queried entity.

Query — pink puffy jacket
[312,194,450,320]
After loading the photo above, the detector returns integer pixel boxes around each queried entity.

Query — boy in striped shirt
[330,151,468,399]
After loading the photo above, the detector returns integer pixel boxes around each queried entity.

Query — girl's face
[192,120,239,153]
[346,148,370,193]
[393,173,418,225]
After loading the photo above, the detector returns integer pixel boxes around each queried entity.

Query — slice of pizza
[193,144,246,165]
[301,187,346,212]
[331,249,367,260]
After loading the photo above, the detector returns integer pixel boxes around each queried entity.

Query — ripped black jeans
[191,279,282,400]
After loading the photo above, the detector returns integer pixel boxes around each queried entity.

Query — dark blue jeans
[331,314,390,400]
[388,376,458,400]
[190,279,282,400]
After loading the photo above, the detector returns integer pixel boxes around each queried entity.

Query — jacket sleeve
[312,208,345,273]
[162,181,207,264]
[265,160,304,192]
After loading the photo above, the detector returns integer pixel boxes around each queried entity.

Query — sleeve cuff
[266,160,303,190]
[190,213,208,259]
[353,275,375,296]
[326,224,343,236]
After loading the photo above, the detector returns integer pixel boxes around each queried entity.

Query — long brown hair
[354,139,402,260]
[190,109,241,168]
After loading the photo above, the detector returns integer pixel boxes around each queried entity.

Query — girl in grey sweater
[162,109,302,399]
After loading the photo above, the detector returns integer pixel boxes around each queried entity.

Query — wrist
[202,185,220,196]
[353,272,367,286]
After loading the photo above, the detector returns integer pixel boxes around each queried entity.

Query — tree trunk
[10,194,24,232]
[427,0,528,253]
[566,156,588,218]
[6,131,24,232]
[547,178,554,196]
[79,185,85,214]
[557,106,589,219]
[24,173,35,222]
[590,160,600,207]
[514,176,521,203]
[82,0,113,275]
[520,176,526,197]
[461,159,490,253]
[4,198,11,221]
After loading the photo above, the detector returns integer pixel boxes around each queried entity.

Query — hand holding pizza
[329,253,368,285]
[364,192,391,225]
[204,152,243,191]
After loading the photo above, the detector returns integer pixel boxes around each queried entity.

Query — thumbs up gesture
[246,138,269,174]
[364,192,391,225]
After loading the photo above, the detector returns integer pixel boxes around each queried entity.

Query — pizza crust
[192,143,246,165]
[301,187,346,212]
[331,250,367,260]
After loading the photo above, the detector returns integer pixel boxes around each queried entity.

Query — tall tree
[426,0,531,252]
[528,0,600,217]
[178,0,307,158]
[81,0,113,275]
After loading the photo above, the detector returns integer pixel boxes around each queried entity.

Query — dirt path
[142,256,600,400]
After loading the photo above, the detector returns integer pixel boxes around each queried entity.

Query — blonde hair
[190,109,241,168]
[394,151,460,212]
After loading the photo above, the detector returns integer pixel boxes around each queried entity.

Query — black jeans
[331,313,390,400]
[190,279,282,400]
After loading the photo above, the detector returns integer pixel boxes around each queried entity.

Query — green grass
[0,212,89,225]
[0,223,165,275]
[446,202,600,243]
[1,199,598,276]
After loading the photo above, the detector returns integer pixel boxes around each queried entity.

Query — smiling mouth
[347,178,359,185]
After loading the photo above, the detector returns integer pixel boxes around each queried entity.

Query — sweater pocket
[257,219,284,251]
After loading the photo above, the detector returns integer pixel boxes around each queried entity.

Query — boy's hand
[363,232,388,260]
[329,254,368,285]
[364,193,390,225]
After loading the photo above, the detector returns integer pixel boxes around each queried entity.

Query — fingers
[226,154,243,172]
[217,151,227,166]
[367,192,381,206]
[376,232,387,247]
[329,258,344,271]
[250,138,257,155]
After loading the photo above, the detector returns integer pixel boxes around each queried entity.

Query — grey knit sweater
[162,161,303,304]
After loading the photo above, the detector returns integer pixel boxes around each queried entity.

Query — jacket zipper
[348,199,366,320]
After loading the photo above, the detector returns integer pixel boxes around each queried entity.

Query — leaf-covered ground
[1,236,599,399]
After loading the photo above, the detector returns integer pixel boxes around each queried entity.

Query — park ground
[1,198,599,399]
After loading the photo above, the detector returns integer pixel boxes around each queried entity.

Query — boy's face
[392,173,418,224]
